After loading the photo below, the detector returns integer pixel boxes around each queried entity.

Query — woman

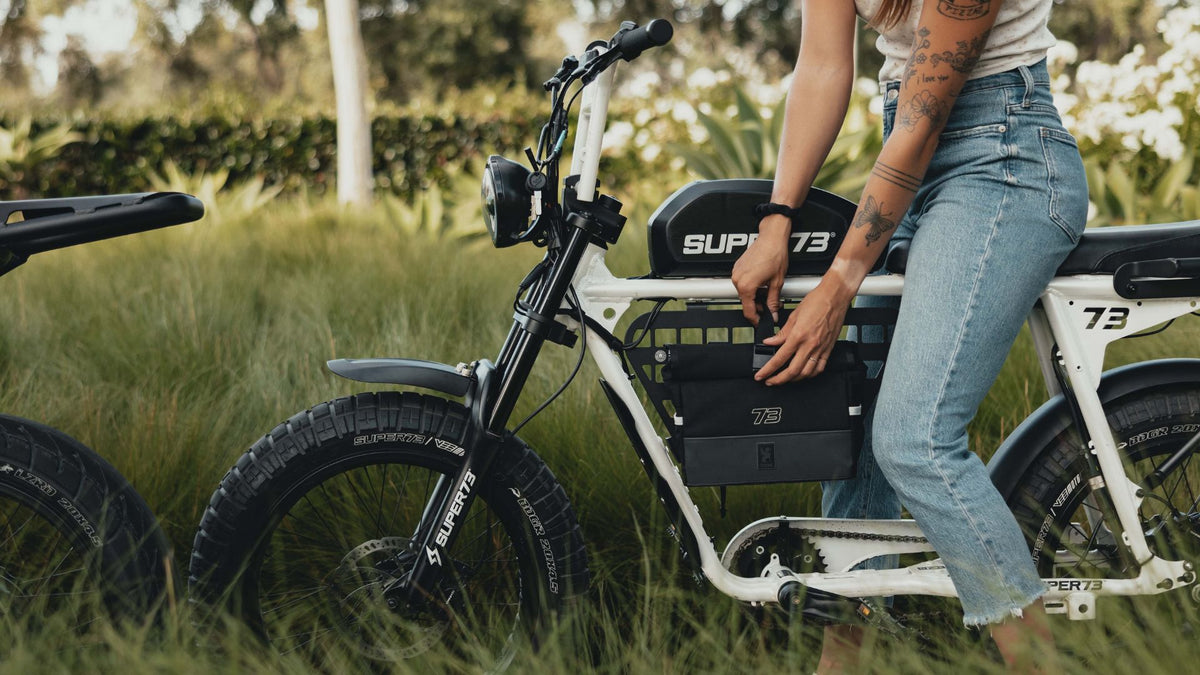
[731,0,1087,671]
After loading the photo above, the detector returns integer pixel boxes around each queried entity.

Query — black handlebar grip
[615,19,674,61]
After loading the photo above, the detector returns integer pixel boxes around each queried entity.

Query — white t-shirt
[854,0,1057,82]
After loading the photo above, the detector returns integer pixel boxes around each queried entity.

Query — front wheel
[189,392,589,667]
[1010,384,1200,615]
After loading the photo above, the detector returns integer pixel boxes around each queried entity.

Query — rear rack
[0,192,204,276]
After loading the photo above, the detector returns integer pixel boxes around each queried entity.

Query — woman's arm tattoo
[872,161,924,193]
[936,0,991,21]
[931,32,991,73]
[897,89,949,130]
[852,195,899,245]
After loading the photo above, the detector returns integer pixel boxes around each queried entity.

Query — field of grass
[2,193,1199,673]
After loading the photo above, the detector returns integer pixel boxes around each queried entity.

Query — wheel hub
[327,536,450,661]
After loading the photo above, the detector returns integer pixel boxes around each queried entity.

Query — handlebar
[613,19,674,61]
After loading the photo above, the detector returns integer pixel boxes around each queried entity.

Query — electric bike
[189,18,1200,666]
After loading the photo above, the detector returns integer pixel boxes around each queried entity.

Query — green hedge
[4,112,542,199]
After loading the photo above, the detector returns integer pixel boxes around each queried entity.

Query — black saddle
[884,220,1200,278]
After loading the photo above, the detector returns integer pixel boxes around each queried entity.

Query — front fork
[386,224,598,610]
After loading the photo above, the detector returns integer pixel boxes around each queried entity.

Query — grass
[1,192,1199,673]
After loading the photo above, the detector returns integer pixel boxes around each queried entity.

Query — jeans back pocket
[1039,127,1089,243]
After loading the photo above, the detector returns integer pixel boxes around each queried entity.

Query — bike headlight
[482,155,533,248]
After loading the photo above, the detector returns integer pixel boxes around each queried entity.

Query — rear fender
[988,358,1200,499]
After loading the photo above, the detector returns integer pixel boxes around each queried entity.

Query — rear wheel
[1010,385,1200,621]
[0,415,171,630]
[189,392,589,668]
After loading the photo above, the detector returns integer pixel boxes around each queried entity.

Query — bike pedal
[779,582,928,642]
[780,582,860,625]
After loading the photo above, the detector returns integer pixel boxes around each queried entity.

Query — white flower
[1048,40,1079,70]
[686,68,718,89]
[1151,127,1185,162]
[626,70,662,96]
[671,100,697,124]
[1052,91,1078,114]
[605,121,635,151]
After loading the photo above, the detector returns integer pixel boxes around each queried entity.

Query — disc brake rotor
[327,536,449,661]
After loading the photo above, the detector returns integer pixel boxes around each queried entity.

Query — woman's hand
[753,272,857,386]
[732,215,792,325]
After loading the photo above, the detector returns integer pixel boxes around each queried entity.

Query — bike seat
[883,220,1200,276]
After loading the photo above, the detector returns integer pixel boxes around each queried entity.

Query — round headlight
[482,155,533,248]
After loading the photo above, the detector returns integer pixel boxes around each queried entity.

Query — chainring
[728,522,826,579]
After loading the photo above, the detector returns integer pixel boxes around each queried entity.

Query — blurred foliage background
[3,2,1200,670]
[0,0,1198,223]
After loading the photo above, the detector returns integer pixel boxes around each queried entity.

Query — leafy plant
[378,168,488,241]
[0,117,81,199]
[667,85,882,200]
[1085,150,1200,226]
[149,160,283,224]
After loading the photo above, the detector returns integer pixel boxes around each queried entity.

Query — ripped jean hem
[961,584,1047,628]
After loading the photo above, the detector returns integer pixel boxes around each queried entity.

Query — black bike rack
[0,192,204,276]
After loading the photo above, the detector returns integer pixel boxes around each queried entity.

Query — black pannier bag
[623,306,894,488]
[662,316,866,486]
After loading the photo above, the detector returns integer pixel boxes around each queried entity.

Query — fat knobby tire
[1010,384,1200,574]
[188,391,590,640]
[0,414,171,615]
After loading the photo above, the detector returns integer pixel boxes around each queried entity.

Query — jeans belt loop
[1017,64,1035,108]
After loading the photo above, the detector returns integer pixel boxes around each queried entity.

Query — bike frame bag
[624,306,875,487]
[665,340,864,486]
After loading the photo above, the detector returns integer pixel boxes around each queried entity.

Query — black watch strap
[754,202,802,221]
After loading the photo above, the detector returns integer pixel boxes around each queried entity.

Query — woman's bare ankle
[989,600,1055,673]
[816,624,865,674]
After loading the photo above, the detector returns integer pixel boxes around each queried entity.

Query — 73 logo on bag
[751,407,783,425]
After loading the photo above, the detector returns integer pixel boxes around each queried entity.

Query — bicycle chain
[790,528,929,544]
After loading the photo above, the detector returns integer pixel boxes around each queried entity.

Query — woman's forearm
[767,62,855,220]
[759,1,860,241]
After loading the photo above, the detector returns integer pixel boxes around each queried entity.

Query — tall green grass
[1,193,1198,672]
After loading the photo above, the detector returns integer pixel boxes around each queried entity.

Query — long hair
[871,0,913,30]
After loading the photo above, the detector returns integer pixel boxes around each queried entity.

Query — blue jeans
[821,60,1089,626]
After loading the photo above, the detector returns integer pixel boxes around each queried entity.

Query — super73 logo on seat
[682,231,833,255]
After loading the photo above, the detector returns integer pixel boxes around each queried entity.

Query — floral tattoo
[931,33,991,73]
[897,90,948,130]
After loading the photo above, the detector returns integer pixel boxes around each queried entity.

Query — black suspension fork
[390,224,596,609]
[1051,345,1141,572]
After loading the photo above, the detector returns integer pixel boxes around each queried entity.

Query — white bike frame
[563,49,1196,615]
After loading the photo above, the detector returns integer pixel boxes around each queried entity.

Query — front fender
[326,358,472,397]
[988,358,1200,500]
